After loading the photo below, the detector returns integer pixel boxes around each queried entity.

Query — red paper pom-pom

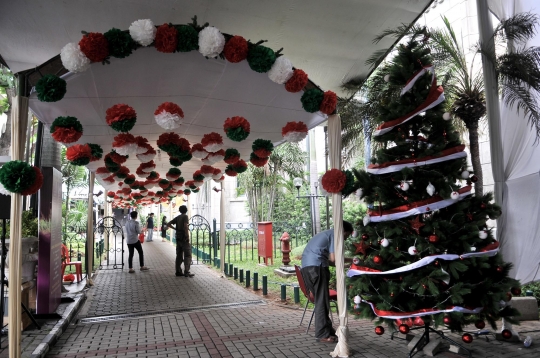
[79,32,109,62]
[250,153,268,167]
[107,191,115,198]
[63,273,76,282]
[321,169,347,193]
[224,116,250,133]
[201,132,224,152]
[106,104,136,125]
[109,151,128,164]
[155,24,178,53]
[320,91,338,115]
[157,132,181,146]
[200,165,215,175]
[281,121,308,137]
[223,35,249,63]
[225,167,237,177]
[112,133,136,147]
[154,102,184,117]
[66,144,92,161]
[51,127,82,144]
[103,175,115,184]
[20,167,43,196]
[285,69,308,93]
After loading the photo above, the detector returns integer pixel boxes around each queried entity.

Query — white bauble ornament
[351,231,358,238]
[461,170,470,179]
[356,188,363,199]
[470,247,477,252]
[408,246,418,255]
[400,181,409,191]
[60,43,90,73]
[352,257,361,265]
[384,74,390,82]
[380,238,390,247]
[442,112,452,120]
[268,56,294,84]
[426,182,435,196]
[129,19,156,46]
[198,26,225,58]
[479,230,488,239]
[353,295,362,304]
[450,191,459,200]
[363,215,371,226]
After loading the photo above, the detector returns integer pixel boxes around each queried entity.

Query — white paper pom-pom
[268,56,294,84]
[96,172,111,180]
[0,183,11,196]
[426,182,435,196]
[212,172,223,180]
[114,143,138,156]
[194,180,204,187]
[192,149,208,159]
[198,27,225,58]
[208,152,225,163]
[408,246,418,255]
[213,175,225,183]
[129,19,156,46]
[442,112,452,121]
[60,43,90,73]
[283,131,308,143]
[155,112,182,130]
[139,190,149,197]
[145,182,156,190]
[203,143,223,153]
[142,165,155,173]
[136,152,155,163]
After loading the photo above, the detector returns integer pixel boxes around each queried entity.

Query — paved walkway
[7,231,540,357]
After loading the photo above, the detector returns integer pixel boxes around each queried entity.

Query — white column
[219,181,225,272]
[86,172,95,286]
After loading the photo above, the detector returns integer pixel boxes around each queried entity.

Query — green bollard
[253,272,258,291]
[294,286,300,303]
[234,267,238,280]
[216,258,220,268]
[281,284,287,302]
[214,257,219,267]
[262,275,267,296]
[246,270,251,287]
[224,262,228,276]
[229,263,234,277]
[239,269,244,283]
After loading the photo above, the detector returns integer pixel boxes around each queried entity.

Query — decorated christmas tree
[347,34,521,343]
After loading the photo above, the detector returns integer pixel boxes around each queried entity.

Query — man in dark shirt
[167,205,193,277]
[146,213,154,242]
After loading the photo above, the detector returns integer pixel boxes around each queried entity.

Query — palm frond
[500,80,540,140]
[372,23,427,44]
[494,12,538,43]
[365,48,391,68]
[497,47,540,92]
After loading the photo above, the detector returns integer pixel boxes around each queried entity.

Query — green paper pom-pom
[252,139,274,153]
[175,25,199,52]
[175,177,185,184]
[169,157,183,167]
[36,75,67,102]
[191,187,200,193]
[183,189,191,195]
[71,157,91,166]
[175,152,192,162]
[88,143,103,160]
[301,88,324,113]
[247,45,276,73]
[104,28,137,58]
[104,157,120,173]
[124,176,135,185]
[341,170,356,197]
[0,160,36,193]
[50,116,83,133]
[225,127,250,142]
[168,168,181,176]
[110,117,137,132]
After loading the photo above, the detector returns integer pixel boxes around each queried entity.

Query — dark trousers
[175,239,192,274]
[301,265,334,339]
[127,241,144,268]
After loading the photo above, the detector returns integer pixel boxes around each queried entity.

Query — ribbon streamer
[400,65,434,96]
[360,300,483,319]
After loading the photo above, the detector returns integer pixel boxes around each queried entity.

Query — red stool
[61,244,83,282]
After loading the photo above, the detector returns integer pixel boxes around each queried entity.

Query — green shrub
[291,243,306,260]
[521,281,540,304]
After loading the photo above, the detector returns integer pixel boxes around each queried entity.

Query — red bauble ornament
[471,175,478,183]
[480,203,486,209]
[462,333,473,344]
[506,292,513,302]
[361,233,369,241]
[398,324,410,334]
[496,266,504,273]
[373,255,383,265]
[375,326,385,335]
[434,261,439,266]
[511,287,522,296]
[501,329,513,339]
[413,317,424,326]
[428,234,439,243]
[443,316,452,325]
[474,320,486,329]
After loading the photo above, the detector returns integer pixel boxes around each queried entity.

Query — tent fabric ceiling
[1,0,432,97]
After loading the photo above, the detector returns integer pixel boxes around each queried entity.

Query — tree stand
[391,322,472,358]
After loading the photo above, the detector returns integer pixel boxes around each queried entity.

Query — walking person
[167,205,193,277]
[300,221,353,343]
[146,213,154,242]
[125,211,149,273]
[161,215,167,242]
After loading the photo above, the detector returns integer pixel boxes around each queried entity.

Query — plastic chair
[61,244,83,282]
[294,265,337,334]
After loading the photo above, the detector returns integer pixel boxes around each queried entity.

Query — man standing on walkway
[300,221,353,343]
[146,213,154,242]
[125,211,150,273]
[167,205,194,277]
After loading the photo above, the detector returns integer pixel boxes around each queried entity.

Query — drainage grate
[78,300,266,324]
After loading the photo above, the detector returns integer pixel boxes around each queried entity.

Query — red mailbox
[257,222,273,265]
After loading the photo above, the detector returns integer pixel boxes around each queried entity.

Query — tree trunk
[468,122,483,196]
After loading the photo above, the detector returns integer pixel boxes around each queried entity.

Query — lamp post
[293,177,326,235]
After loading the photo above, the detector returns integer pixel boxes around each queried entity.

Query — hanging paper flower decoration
[225,165,237,177]
[250,153,268,167]
[320,90,338,115]
[321,169,347,194]
[301,88,324,113]
[50,116,83,144]
[198,26,225,58]
[60,43,91,73]
[104,28,136,58]
[0,161,43,196]
[192,187,200,193]
[200,165,215,178]
[213,175,225,183]
[0,183,11,197]
[232,159,248,174]
[157,132,185,157]
[158,179,170,189]
[224,148,241,164]
[102,175,115,184]
[134,136,150,154]
[166,168,181,180]
[223,116,250,142]
[107,191,116,199]
[184,180,196,189]
[285,69,308,93]
[135,167,146,177]
[318,176,330,197]
[201,132,224,152]
[114,166,130,180]
[88,143,103,162]
[223,35,249,63]
[175,24,199,52]
[35,74,67,102]
[108,151,128,164]
[129,19,156,46]
[138,160,156,173]
[105,154,120,173]
[96,167,111,179]
[154,102,184,130]
[106,104,137,132]
[124,174,136,185]
[252,139,274,158]
[212,168,223,180]
[191,143,207,159]
[155,23,178,53]
[136,145,156,163]
[172,177,185,187]
[341,170,356,197]
[184,189,192,195]
[282,121,308,142]
[207,149,225,164]
[247,44,276,73]
[113,133,138,156]
[268,56,294,84]
[192,170,205,182]
[79,32,109,62]
[20,166,43,196]
[66,144,93,166]
[169,157,183,167]
[146,171,160,182]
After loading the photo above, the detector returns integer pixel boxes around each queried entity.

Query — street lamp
[293,177,326,235]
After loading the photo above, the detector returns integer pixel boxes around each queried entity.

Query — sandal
[316,336,337,343]
[129,268,135,273]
